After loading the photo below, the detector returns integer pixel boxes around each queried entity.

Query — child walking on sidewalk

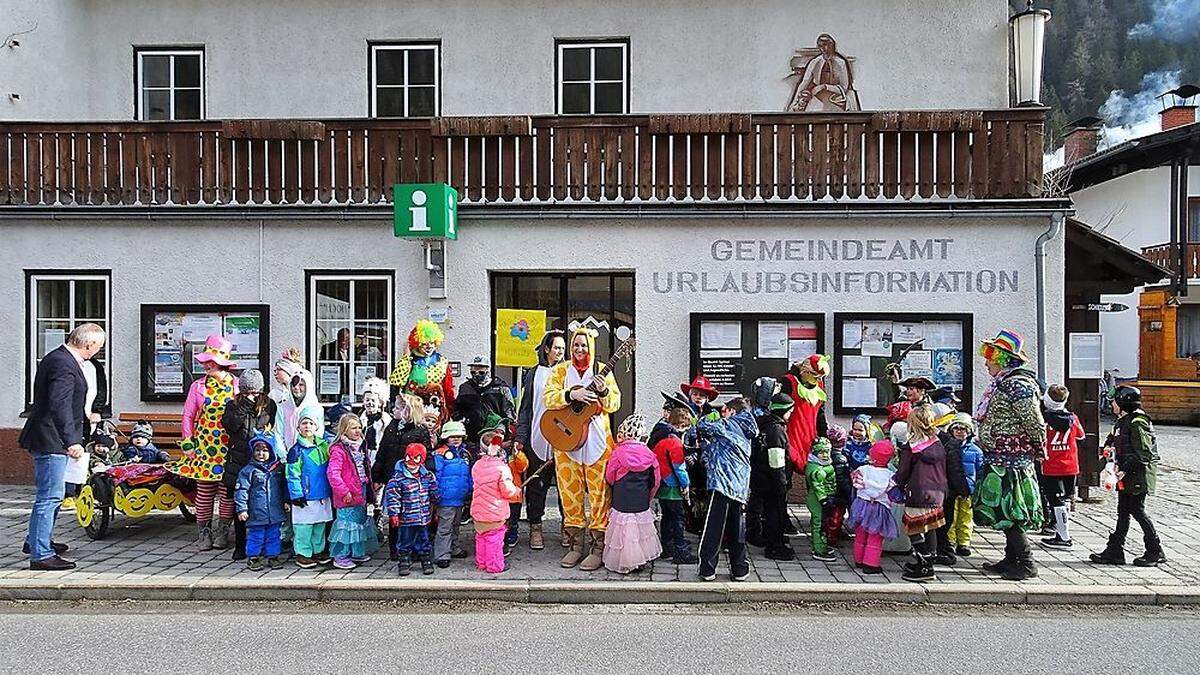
[471,426,522,573]
[847,440,898,575]
[603,414,662,573]
[1040,385,1084,549]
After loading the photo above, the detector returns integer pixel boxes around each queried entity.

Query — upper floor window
[136,48,204,121]
[557,40,628,115]
[370,43,440,117]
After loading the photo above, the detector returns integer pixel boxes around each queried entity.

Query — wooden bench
[116,412,185,458]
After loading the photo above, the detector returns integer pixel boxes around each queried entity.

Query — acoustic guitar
[539,336,637,452]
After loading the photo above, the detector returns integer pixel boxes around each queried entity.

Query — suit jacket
[20,345,88,455]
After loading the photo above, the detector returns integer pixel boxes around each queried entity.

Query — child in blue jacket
[945,413,983,557]
[286,415,333,569]
[234,433,289,571]
[433,421,472,567]
[123,421,171,464]
[383,443,441,576]
[687,397,758,581]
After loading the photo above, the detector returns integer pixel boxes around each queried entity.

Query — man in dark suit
[20,323,106,570]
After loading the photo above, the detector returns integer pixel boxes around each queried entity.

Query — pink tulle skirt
[602,508,662,574]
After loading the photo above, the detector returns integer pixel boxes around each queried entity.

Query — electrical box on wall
[426,240,446,299]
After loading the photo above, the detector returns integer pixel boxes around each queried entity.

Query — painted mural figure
[786,33,860,112]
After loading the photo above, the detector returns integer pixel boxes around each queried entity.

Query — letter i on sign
[410,190,430,232]
[446,191,456,237]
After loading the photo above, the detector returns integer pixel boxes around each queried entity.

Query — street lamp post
[1010,1,1052,107]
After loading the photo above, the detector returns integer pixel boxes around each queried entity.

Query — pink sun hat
[195,334,236,368]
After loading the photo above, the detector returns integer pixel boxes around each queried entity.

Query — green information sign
[393,183,459,240]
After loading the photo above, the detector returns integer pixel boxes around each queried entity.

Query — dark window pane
[375,50,405,85]
[75,280,106,320]
[562,83,590,114]
[36,280,69,318]
[492,275,513,309]
[354,280,388,320]
[174,54,201,87]
[174,89,202,120]
[143,90,170,120]
[409,87,436,117]
[376,88,405,117]
[408,50,436,85]
[561,47,590,81]
[355,323,389,363]
[1189,200,1200,241]
[594,47,624,81]
[141,55,170,87]
[316,279,351,309]
[594,82,624,113]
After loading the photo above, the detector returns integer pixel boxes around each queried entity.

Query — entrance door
[491,272,635,424]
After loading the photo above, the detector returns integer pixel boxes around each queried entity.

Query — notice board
[833,312,973,415]
[689,313,825,401]
[140,304,271,402]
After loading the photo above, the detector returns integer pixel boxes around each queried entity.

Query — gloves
[291,497,308,509]
[389,515,400,528]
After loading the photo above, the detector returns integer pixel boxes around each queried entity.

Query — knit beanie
[239,369,265,393]
[1042,389,1066,412]
[868,440,894,467]
[825,423,848,450]
[616,413,649,443]
[889,421,909,446]
[768,391,795,413]
[130,420,154,442]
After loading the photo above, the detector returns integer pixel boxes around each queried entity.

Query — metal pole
[1181,157,1191,296]
[1171,159,1180,294]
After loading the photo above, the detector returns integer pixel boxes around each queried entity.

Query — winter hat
[130,420,154,442]
[889,421,909,446]
[810,437,832,463]
[616,413,649,442]
[825,423,848,450]
[768,391,795,413]
[440,420,467,439]
[275,352,303,380]
[239,369,265,394]
[299,413,320,425]
[947,412,975,434]
[868,440,894,467]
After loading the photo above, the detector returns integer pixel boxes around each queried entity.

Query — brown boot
[529,523,545,551]
[579,530,605,571]
[560,526,585,568]
[560,521,570,548]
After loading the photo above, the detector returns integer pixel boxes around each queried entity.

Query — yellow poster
[495,308,547,368]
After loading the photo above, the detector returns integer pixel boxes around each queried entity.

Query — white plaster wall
[3,0,1008,120]
[0,211,1064,429]
[1070,168,1200,377]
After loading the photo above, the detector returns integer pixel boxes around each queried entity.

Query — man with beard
[514,330,567,551]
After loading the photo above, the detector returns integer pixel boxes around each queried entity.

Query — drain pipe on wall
[1035,210,1066,379]
[258,219,265,301]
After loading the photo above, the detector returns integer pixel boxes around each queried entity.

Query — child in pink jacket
[326,415,378,569]
[470,426,522,573]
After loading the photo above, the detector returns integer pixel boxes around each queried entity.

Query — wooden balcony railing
[0,109,1045,207]
[1143,242,1200,279]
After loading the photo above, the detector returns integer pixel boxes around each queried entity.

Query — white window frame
[307,273,395,404]
[27,272,112,405]
[369,43,441,118]
[135,48,205,121]
[556,40,629,115]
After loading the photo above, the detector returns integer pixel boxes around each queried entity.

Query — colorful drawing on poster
[785,33,861,112]
[495,308,547,368]
[933,349,964,387]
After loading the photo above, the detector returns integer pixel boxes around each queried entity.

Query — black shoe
[267,556,284,569]
[1089,549,1126,566]
[861,565,884,575]
[659,549,674,560]
[1040,536,1073,549]
[29,555,76,571]
[1001,561,1038,581]
[901,566,936,582]
[246,557,265,571]
[955,546,972,557]
[745,532,766,548]
[885,548,914,557]
[811,550,836,562]
[932,554,957,567]
[672,551,700,565]
[313,552,333,565]
[22,541,69,555]
[731,570,750,582]
[1133,550,1167,567]
[783,521,800,536]
[397,557,412,576]
[451,549,469,559]
[982,557,1015,574]
[435,559,452,569]
[421,558,435,575]
[389,551,399,561]
[764,545,796,561]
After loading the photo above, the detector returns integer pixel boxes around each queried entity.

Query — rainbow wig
[408,319,445,350]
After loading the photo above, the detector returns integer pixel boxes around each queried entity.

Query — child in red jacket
[1040,384,1084,549]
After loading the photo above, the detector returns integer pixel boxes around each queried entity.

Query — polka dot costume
[167,373,235,482]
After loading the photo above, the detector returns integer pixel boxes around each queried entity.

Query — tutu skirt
[973,463,1044,531]
[847,499,898,539]
[902,506,946,536]
[602,508,662,573]
[329,486,380,558]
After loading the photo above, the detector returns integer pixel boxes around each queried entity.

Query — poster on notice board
[141,304,270,402]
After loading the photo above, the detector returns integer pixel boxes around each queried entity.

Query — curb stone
[527,581,728,604]
[1149,586,1200,606]
[319,579,529,603]
[727,582,926,604]
[1023,584,1157,605]
[925,583,1027,605]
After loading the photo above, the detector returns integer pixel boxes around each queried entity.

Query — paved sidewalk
[2,425,1198,603]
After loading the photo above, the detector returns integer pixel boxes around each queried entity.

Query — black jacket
[20,345,88,455]
[371,420,434,485]
[456,376,516,441]
[751,412,789,474]
[941,433,970,498]
[221,394,277,491]
[515,366,547,449]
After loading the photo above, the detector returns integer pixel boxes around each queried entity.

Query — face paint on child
[688,390,710,408]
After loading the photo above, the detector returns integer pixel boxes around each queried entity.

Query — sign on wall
[394,183,459,240]
[1068,332,1104,380]
[495,308,547,368]
[140,304,270,402]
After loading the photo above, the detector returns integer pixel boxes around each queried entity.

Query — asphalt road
[0,602,1195,674]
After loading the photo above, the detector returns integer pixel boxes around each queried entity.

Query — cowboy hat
[681,374,719,400]
[980,329,1030,364]
[898,376,935,391]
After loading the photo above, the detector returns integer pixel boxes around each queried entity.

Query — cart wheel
[179,503,196,522]
[77,483,111,540]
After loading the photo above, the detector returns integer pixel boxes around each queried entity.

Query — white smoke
[1130,0,1200,42]
[1045,69,1182,171]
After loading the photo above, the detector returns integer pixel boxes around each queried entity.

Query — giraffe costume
[543,326,621,571]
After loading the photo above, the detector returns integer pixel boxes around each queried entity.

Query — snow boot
[579,530,605,571]
[560,526,585,568]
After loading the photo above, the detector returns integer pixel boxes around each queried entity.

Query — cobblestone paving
[3,426,1197,588]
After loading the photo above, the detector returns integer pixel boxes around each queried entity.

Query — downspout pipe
[1035,210,1066,379]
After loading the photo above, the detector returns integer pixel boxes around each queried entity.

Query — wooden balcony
[0,109,1045,208]
[1142,242,1200,279]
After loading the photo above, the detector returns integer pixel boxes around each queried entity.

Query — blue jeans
[395,524,431,559]
[27,453,68,561]
[246,523,282,558]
